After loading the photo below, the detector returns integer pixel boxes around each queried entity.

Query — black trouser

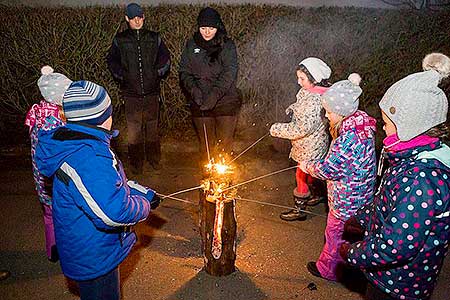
[192,115,238,161]
[77,267,119,300]
[124,94,161,168]
[365,281,397,300]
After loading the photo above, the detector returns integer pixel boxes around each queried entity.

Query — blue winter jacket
[35,122,153,281]
[347,141,450,300]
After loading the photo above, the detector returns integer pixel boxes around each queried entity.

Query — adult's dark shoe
[307,261,323,279]
[280,209,307,221]
[130,163,143,176]
[150,160,162,171]
[0,270,11,281]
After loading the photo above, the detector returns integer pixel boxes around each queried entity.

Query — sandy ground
[0,131,449,300]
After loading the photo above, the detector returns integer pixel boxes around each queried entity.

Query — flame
[202,155,236,202]
[204,156,234,176]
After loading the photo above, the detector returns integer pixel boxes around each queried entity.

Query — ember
[199,156,237,276]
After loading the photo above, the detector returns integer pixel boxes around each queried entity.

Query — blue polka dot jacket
[347,141,450,300]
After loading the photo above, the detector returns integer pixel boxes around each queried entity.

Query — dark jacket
[35,122,154,281]
[107,28,171,96]
[179,37,241,117]
[347,141,450,300]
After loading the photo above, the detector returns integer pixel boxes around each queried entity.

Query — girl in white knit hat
[24,65,71,262]
[340,53,450,300]
[270,57,332,221]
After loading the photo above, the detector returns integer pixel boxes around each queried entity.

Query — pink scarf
[306,85,328,95]
[383,133,439,152]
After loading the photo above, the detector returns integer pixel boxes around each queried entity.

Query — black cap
[126,3,144,19]
[197,7,222,28]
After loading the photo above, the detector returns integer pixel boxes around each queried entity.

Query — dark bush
[1,4,449,145]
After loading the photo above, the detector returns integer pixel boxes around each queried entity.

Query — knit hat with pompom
[379,53,450,141]
[37,66,72,106]
[321,73,362,117]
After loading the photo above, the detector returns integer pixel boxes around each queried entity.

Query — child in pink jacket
[24,66,71,262]
[300,74,377,281]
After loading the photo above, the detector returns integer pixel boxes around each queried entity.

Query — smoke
[236,11,368,135]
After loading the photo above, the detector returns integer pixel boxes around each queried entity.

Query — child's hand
[342,216,365,243]
[269,124,277,137]
[339,242,351,261]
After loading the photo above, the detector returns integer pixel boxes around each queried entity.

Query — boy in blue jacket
[36,80,161,300]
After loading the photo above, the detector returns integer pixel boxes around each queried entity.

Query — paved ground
[0,134,449,300]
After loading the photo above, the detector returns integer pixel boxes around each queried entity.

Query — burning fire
[202,156,236,201]
[201,155,237,260]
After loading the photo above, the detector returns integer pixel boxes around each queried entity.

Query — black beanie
[197,7,222,28]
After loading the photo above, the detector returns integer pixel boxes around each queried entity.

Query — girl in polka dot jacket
[299,73,377,281]
[340,53,450,300]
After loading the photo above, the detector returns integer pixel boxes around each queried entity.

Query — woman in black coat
[179,7,241,163]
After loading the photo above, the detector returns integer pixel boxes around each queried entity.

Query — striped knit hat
[62,80,112,125]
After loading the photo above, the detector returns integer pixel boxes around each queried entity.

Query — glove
[339,242,351,261]
[191,87,203,106]
[342,216,365,243]
[150,194,163,210]
[285,105,293,116]
[200,92,219,111]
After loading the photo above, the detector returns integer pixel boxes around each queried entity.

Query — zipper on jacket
[136,30,144,95]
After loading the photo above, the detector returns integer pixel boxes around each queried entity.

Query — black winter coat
[107,28,170,96]
[179,37,241,117]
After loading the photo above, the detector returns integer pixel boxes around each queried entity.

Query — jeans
[124,94,161,166]
[78,267,120,300]
[124,94,159,146]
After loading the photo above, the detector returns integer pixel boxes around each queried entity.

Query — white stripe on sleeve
[60,162,135,227]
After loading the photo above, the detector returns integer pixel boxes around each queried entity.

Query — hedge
[1,4,449,144]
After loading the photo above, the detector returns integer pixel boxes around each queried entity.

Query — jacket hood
[341,110,376,140]
[24,100,60,132]
[35,123,116,178]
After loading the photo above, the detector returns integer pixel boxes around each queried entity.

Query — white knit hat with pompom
[379,53,450,141]
[321,73,362,117]
[37,65,72,106]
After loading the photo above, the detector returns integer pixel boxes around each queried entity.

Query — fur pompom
[422,53,450,79]
[41,65,54,75]
[348,73,361,86]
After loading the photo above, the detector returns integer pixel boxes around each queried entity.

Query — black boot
[128,143,144,175]
[0,270,10,281]
[145,141,161,170]
[280,196,307,221]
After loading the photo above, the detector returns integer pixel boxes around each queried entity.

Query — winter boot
[128,143,144,175]
[145,141,161,170]
[280,196,307,221]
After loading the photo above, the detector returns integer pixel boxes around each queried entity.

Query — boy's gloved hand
[150,194,163,210]
[191,87,203,106]
[342,216,365,243]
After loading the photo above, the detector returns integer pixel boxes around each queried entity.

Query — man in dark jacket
[107,3,171,174]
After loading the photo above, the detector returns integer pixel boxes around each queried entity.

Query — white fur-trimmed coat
[270,89,329,162]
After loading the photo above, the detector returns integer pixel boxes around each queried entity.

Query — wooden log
[199,189,237,276]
